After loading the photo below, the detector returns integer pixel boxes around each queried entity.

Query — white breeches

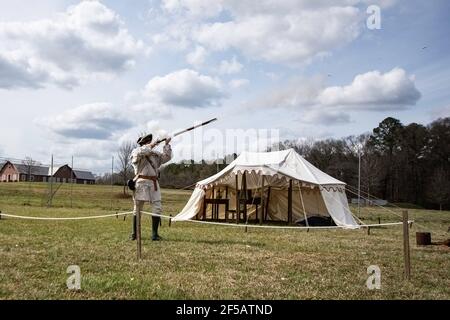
[133,199,163,217]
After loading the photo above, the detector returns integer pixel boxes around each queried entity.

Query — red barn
[0,161,95,184]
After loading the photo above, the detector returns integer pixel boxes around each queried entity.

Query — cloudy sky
[0,0,449,173]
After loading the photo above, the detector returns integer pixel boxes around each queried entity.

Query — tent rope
[345,184,404,219]
[297,181,309,227]
[344,185,434,233]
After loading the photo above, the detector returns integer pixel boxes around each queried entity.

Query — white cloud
[248,75,324,109]
[194,6,361,65]
[218,56,243,75]
[248,68,421,124]
[318,68,421,109]
[229,78,249,89]
[0,1,145,89]
[162,0,224,18]
[143,69,227,108]
[37,103,132,140]
[186,45,207,67]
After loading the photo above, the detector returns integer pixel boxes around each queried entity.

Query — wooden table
[238,197,261,222]
[202,198,229,220]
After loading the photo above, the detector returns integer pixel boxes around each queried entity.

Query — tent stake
[403,210,411,280]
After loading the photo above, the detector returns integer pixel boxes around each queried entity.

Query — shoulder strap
[145,155,158,176]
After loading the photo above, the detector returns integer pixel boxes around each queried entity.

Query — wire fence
[0,154,135,212]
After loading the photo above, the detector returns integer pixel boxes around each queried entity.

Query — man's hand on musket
[165,137,171,145]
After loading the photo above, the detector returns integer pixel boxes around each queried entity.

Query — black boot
[130,215,137,240]
[152,216,162,241]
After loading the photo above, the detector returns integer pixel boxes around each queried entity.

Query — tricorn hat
[137,133,153,146]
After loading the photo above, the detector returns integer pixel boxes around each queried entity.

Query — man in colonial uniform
[130,133,172,241]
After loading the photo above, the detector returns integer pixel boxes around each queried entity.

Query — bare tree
[22,156,38,205]
[118,141,134,194]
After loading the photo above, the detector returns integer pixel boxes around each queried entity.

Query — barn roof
[13,163,49,176]
[74,170,95,180]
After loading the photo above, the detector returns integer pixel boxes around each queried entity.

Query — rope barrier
[0,211,133,220]
[141,211,409,230]
[0,208,411,231]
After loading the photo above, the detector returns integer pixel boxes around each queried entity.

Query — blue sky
[0,0,449,173]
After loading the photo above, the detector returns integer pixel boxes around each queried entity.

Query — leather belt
[137,175,158,191]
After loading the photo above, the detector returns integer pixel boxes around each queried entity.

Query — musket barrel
[155,118,217,144]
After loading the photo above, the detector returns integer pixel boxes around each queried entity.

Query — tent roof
[197,149,345,188]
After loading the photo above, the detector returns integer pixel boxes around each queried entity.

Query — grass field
[0,182,449,299]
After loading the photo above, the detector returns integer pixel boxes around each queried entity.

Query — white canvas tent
[173,149,359,229]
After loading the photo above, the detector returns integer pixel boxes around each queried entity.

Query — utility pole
[71,155,74,208]
[110,156,114,210]
[358,151,361,215]
[49,154,54,207]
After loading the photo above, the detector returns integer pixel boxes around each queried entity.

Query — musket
[154,118,218,145]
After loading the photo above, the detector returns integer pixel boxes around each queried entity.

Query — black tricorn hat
[137,133,153,146]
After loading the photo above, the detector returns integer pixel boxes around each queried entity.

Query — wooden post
[136,210,142,260]
[288,179,293,224]
[378,217,381,225]
[403,210,411,280]
[235,174,239,224]
[0,210,2,220]
[260,176,264,225]
[169,214,172,227]
[367,226,370,235]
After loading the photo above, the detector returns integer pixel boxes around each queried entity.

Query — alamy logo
[66,265,81,290]
[366,265,381,289]
[367,5,381,30]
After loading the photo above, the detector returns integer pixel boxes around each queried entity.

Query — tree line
[272,117,449,210]
[101,116,449,210]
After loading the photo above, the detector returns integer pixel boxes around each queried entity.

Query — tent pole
[260,175,264,225]
[288,179,293,224]
[242,172,247,222]
[298,181,309,230]
[225,186,229,222]
[265,187,271,221]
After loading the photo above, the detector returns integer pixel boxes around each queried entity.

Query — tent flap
[320,188,359,228]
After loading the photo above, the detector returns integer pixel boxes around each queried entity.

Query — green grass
[0,182,449,299]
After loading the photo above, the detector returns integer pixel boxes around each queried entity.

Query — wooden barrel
[416,232,431,246]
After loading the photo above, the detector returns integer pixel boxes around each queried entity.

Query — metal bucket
[416,232,431,246]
